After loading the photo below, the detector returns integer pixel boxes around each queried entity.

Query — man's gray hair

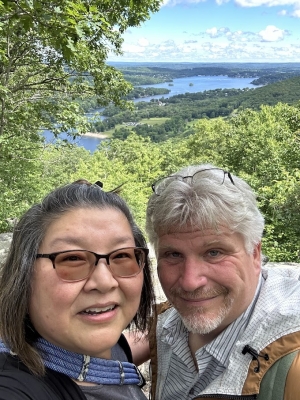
[146,164,265,254]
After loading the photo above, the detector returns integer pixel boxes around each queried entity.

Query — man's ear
[253,242,262,274]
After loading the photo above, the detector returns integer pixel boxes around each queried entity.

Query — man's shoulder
[263,263,300,276]
[154,301,172,316]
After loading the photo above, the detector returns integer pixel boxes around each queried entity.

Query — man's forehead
[158,226,234,244]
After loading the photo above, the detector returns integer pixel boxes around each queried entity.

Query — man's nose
[178,257,208,292]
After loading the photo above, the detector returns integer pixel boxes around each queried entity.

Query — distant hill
[164,75,300,111]
[237,76,300,108]
[112,62,300,86]
[93,75,300,143]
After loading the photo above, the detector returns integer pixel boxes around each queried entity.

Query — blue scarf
[0,338,143,386]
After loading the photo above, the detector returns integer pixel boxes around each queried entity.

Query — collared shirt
[160,274,263,399]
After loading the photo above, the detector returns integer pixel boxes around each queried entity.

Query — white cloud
[258,25,286,41]
[114,38,300,61]
[233,0,300,18]
[162,0,300,7]
[206,27,219,37]
[206,27,231,38]
[138,38,149,47]
[122,43,146,53]
[203,27,258,42]
[161,0,300,17]
[235,0,300,6]
[162,0,207,5]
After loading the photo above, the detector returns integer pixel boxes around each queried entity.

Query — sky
[108,0,300,63]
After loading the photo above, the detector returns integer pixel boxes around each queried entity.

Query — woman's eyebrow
[48,235,136,249]
[48,236,83,248]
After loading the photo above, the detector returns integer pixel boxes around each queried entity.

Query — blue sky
[108,0,300,63]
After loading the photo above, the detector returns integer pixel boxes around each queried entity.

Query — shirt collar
[162,273,263,367]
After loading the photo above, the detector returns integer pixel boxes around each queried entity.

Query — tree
[0,0,161,138]
[184,103,300,262]
[73,133,163,229]
[0,0,161,230]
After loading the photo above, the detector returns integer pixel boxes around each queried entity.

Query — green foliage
[73,133,162,230]
[0,139,91,232]
[99,77,300,142]
[184,103,300,261]
[0,0,161,230]
[0,17,298,265]
[0,0,162,140]
[74,103,299,262]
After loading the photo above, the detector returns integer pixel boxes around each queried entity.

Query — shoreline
[81,132,109,139]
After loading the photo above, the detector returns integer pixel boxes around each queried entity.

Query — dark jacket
[0,334,134,400]
[0,352,86,400]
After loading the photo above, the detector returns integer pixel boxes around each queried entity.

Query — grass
[100,117,170,136]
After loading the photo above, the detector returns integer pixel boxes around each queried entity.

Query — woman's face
[29,207,144,359]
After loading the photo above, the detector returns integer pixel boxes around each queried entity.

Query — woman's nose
[84,260,119,292]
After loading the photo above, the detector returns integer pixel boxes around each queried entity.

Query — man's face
[157,226,261,340]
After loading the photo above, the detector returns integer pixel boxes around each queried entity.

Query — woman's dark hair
[0,180,155,375]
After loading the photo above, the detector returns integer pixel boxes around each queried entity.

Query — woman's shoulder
[0,353,54,399]
[0,353,86,400]
[113,334,133,362]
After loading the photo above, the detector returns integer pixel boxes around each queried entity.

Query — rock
[0,232,13,265]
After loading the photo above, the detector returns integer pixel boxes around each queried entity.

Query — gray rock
[0,232,12,264]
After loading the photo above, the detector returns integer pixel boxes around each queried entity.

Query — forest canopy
[0,2,298,263]
[0,0,162,233]
[1,102,299,263]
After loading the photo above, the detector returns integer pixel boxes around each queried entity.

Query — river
[44,75,257,152]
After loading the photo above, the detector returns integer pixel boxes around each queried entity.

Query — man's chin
[180,312,225,334]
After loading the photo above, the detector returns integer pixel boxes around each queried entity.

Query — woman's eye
[60,253,86,262]
[114,252,130,259]
[64,255,83,262]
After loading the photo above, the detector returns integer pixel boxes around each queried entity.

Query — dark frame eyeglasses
[36,247,149,282]
[151,168,235,196]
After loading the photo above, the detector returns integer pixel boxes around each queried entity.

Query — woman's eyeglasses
[36,247,148,282]
[152,168,234,196]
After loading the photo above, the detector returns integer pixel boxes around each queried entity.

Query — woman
[0,180,154,399]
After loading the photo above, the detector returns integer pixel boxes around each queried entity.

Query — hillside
[93,76,300,142]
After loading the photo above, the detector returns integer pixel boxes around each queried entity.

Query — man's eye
[166,252,182,258]
[207,250,221,257]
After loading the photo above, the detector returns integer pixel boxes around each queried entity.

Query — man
[145,164,300,399]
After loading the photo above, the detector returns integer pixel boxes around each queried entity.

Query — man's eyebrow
[157,245,178,251]
[203,240,223,245]
[201,239,233,247]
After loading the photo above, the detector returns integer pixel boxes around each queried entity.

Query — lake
[44,75,257,152]
[137,75,257,102]
[43,130,107,153]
